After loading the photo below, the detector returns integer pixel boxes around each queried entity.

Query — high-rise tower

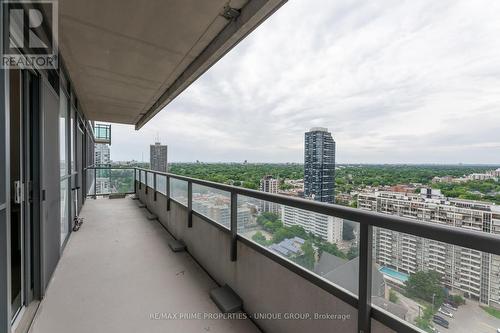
[150,142,168,172]
[304,127,335,203]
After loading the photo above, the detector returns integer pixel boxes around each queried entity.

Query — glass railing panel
[109,168,134,194]
[371,226,500,333]
[147,171,154,188]
[140,170,146,184]
[192,184,231,229]
[157,174,167,195]
[169,178,188,206]
[92,168,134,195]
[86,167,95,196]
[237,195,359,296]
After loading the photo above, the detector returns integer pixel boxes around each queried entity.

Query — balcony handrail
[130,166,500,256]
[86,165,500,333]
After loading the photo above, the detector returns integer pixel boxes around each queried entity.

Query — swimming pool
[379,267,409,283]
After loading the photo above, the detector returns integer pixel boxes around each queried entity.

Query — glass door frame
[59,82,71,250]
[10,68,41,327]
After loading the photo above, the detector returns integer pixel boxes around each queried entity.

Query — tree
[317,242,346,259]
[293,240,315,270]
[252,231,268,246]
[389,289,399,303]
[405,270,445,307]
[346,245,358,260]
[343,221,356,240]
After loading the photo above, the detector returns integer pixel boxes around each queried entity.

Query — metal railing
[94,123,111,144]
[84,166,136,197]
[86,166,500,333]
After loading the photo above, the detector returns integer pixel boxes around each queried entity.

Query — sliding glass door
[59,89,70,248]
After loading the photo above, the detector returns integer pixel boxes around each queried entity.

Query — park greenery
[169,163,303,190]
[434,179,500,204]
[166,163,499,204]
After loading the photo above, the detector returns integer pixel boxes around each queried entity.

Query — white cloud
[111,0,500,164]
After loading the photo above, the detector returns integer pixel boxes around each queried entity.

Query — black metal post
[358,224,373,333]
[145,171,148,194]
[138,170,142,190]
[187,181,192,228]
[93,167,97,199]
[133,168,137,194]
[166,176,170,211]
[153,173,157,201]
[230,191,237,261]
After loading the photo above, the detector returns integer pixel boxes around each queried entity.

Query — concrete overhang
[58,0,286,129]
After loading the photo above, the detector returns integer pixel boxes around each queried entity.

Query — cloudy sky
[111,0,500,164]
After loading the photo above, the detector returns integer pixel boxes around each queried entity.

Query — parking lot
[435,301,500,333]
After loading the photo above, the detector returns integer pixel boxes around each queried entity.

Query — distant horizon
[111,159,500,167]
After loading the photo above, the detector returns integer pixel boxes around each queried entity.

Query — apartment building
[304,127,336,203]
[150,142,168,172]
[94,143,111,194]
[487,168,500,178]
[259,175,279,214]
[192,193,252,232]
[281,206,343,244]
[358,190,500,307]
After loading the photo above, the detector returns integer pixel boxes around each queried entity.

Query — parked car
[433,315,449,329]
[438,307,454,318]
[443,302,458,311]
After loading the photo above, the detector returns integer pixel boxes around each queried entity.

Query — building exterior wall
[94,143,110,165]
[94,144,110,194]
[358,191,500,307]
[192,193,252,232]
[260,176,279,214]
[281,206,343,244]
[304,127,335,204]
[150,143,168,172]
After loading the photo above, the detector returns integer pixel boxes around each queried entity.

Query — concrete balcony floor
[29,198,259,333]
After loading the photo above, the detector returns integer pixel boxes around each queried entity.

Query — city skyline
[108,0,500,164]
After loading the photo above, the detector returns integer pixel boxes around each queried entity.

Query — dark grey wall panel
[1,0,11,326]
[40,79,61,292]
[0,64,11,333]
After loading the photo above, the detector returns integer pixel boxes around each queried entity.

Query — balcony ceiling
[58,0,286,128]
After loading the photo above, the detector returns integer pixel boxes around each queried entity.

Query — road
[437,301,500,333]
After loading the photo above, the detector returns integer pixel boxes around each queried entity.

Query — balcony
[94,124,112,145]
[28,166,500,333]
[29,198,258,333]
